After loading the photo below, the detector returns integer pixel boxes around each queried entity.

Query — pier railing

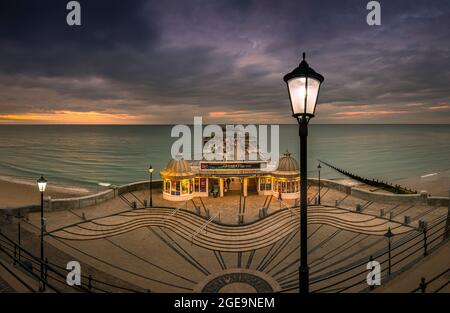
[0,230,144,293]
[410,268,450,293]
[279,216,448,293]
[309,216,448,293]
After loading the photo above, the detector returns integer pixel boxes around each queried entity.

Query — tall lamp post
[384,227,394,276]
[148,165,154,207]
[317,163,322,205]
[37,175,47,291]
[284,52,324,294]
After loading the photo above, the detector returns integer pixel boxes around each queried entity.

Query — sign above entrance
[200,162,265,170]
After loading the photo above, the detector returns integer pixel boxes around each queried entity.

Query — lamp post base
[299,266,309,294]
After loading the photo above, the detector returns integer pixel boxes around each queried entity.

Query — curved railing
[0,230,143,293]
[279,216,448,292]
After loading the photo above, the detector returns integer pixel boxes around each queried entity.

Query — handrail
[410,268,450,293]
[310,219,447,292]
[0,234,140,293]
[0,258,35,292]
[0,244,60,293]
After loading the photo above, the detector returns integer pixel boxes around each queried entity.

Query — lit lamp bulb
[37,176,47,192]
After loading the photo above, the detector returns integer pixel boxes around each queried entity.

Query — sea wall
[39,180,164,212]
[350,187,426,205]
[117,180,163,194]
[19,178,447,212]
[308,178,352,194]
[309,178,449,207]
[45,189,115,211]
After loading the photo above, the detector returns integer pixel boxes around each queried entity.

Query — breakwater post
[445,190,450,240]
[318,160,416,194]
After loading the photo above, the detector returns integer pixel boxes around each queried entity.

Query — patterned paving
[18,185,447,293]
[48,206,414,249]
[41,202,422,292]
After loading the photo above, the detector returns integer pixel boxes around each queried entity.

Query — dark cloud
[0,0,449,123]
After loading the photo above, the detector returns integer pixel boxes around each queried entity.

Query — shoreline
[392,169,450,197]
[0,175,93,209]
[1,169,449,210]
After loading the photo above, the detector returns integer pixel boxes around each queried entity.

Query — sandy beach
[393,169,450,197]
[0,177,92,209]
[0,170,449,210]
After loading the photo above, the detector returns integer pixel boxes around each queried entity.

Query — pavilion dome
[272,151,300,177]
[160,157,194,179]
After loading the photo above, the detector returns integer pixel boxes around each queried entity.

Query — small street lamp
[317,163,322,205]
[384,227,394,276]
[284,52,324,294]
[37,175,47,291]
[148,165,154,207]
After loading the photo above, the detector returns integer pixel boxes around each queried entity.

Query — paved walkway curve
[47,206,414,252]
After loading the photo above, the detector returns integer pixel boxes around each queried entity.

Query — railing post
[17,216,21,263]
[88,274,93,290]
[13,244,17,265]
[419,277,427,293]
[44,258,49,285]
[423,227,428,257]
[444,190,450,240]
[369,255,375,290]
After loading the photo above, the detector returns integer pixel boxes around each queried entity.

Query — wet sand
[0,177,92,209]
[393,169,450,197]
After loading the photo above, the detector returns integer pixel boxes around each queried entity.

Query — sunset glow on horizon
[0,111,140,124]
[0,1,448,124]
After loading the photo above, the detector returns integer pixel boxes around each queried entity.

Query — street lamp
[317,163,322,205]
[148,165,154,207]
[284,52,324,294]
[37,175,47,291]
[384,227,394,276]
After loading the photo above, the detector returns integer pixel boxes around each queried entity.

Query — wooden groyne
[318,160,416,194]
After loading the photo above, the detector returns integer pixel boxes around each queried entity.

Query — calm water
[0,125,449,189]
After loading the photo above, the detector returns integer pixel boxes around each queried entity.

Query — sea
[0,125,449,192]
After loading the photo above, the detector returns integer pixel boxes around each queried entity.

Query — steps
[47,206,413,253]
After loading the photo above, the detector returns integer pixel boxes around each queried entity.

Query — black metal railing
[308,217,447,293]
[0,230,143,293]
[410,268,450,293]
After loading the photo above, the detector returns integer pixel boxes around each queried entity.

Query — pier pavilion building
[160,151,300,202]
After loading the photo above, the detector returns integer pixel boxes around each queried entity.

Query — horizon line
[0,123,449,126]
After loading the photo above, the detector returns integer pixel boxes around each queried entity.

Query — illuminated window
[181,180,189,195]
[260,177,272,191]
[193,178,207,193]
[165,180,171,194]
[260,178,265,191]
[200,178,207,192]
[171,180,180,195]
[194,179,200,192]
[266,178,272,191]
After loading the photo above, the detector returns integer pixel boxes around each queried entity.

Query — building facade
[160,151,300,202]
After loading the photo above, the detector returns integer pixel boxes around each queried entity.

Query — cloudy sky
[0,0,449,124]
